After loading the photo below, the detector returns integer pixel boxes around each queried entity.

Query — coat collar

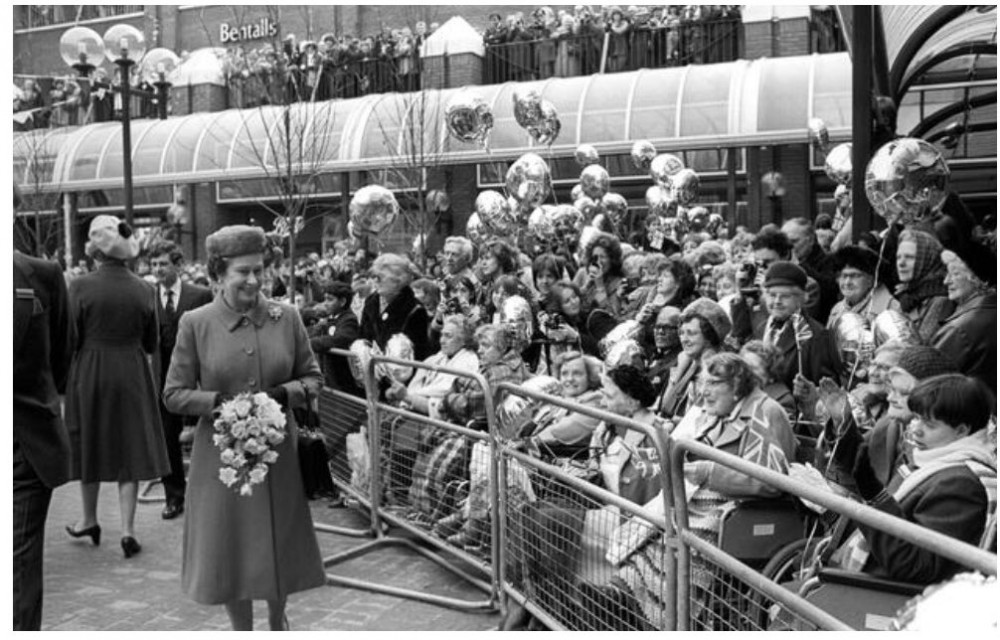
[946,291,996,322]
[694,387,768,449]
[215,294,277,332]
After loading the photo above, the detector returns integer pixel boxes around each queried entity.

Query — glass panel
[65,124,120,181]
[229,106,282,170]
[194,110,245,173]
[811,52,852,128]
[162,112,221,174]
[757,57,809,133]
[578,73,633,143]
[538,76,587,148]
[130,120,179,180]
[359,94,411,164]
[630,67,683,140]
[904,9,998,86]
[679,61,734,136]
[487,81,541,151]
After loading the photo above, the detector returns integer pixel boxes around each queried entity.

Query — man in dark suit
[148,240,213,520]
[13,251,73,630]
[308,281,362,397]
[754,261,842,415]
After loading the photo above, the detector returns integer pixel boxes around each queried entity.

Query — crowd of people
[14,190,998,629]
[482,5,743,82]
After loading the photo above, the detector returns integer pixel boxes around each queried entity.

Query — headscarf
[895,229,948,312]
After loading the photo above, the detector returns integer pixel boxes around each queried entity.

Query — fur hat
[682,298,732,343]
[85,215,139,261]
[764,261,808,290]
[831,245,881,277]
[205,225,267,260]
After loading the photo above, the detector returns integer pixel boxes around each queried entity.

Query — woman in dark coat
[360,253,432,362]
[163,225,325,630]
[65,215,169,559]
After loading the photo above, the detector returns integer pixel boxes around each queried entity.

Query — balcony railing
[17,5,144,31]
[484,17,742,84]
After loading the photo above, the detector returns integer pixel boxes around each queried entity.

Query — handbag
[296,387,336,499]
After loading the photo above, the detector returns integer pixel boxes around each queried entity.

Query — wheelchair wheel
[746,538,816,630]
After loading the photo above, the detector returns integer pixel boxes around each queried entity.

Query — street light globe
[102,24,147,63]
[140,48,181,84]
[59,26,106,68]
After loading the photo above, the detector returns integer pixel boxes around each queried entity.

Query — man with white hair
[441,236,478,286]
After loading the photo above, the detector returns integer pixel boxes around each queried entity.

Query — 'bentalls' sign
[220,17,278,44]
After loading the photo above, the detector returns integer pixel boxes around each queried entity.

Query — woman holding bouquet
[164,225,324,630]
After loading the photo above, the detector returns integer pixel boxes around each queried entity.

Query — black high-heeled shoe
[121,536,142,559]
[66,524,101,546]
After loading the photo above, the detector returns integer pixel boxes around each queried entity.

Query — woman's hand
[817,377,850,427]
[264,385,289,409]
[793,374,819,419]
[385,381,407,403]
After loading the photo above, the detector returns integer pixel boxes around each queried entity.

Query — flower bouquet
[212,391,287,496]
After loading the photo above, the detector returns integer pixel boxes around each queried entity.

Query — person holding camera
[573,232,625,317]
[539,281,602,362]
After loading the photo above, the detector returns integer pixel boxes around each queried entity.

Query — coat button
[241,318,249,326]
[248,378,257,386]
[245,346,255,355]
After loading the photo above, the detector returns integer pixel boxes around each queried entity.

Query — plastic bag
[346,426,370,494]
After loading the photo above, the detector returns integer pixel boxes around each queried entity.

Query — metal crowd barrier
[493,382,680,630]
[669,437,997,631]
[316,351,499,611]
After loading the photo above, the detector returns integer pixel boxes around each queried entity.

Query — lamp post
[60,24,147,228]
[141,48,180,120]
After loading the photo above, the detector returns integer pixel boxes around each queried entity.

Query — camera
[540,311,565,332]
[444,296,464,315]
[736,262,761,300]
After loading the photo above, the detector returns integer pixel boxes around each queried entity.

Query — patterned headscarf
[895,229,948,312]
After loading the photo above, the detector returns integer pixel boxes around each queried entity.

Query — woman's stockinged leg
[224,600,253,631]
[267,598,288,630]
[118,481,138,538]
[75,482,100,529]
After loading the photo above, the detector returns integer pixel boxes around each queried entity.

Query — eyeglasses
[653,324,678,333]
[837,271,869,281]
[699,376,731,388]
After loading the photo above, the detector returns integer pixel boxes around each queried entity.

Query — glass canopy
[15,52,853,194]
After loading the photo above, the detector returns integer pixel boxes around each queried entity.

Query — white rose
[248,464,268,484]
[253,391,271,406]
[218,467,238,486]
[212,434,228,448]
[239,483,253,496]
[220,449,238,465]
[262,450,279,464]
[219,403,238,423]
[233,398,253,419]
[231,420,248,439]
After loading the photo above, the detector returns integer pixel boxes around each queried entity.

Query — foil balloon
[864,137,950,226]
[631,140,657,171]
[832,312,873,371]
[573,195,599,220]
[601,192,629,228]
[512,89,543,130]
[550,204,585,241]
[570,183,584,202]
[425,189,450,212]
[872,309,918,346]
[650,153,685,187]
[528,207,557,244]
[385,333,416,383]
[605,339,643,369]
[706,212,725,237]
[687,206,709,232]
[528,100,561,145]
[670,168,700,206]
[475,190,509,224]
[591,213,615,234]
[350,185,399,235]
[892,573,998,632]
[824,142,853,186]
[411,232,427,256]
[807,117,830,152]
[500,295,534,353]
[577,226,601,256]
[598,320,644,360]
[481,198,519,237]
[466,212,486,245]
[575,144,600,167]
[579,164,610,200]
[348,339,388,385]
[444,92,493,146]
[505,152,551,209]
[645,185,674,218]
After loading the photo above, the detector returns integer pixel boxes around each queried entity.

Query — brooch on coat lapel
[327,325,337,337]
[268,305,283,322]
[381,311,389,321]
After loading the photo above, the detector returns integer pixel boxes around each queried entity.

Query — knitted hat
[831,245,881,277]
[205,225,267,260]
[682,298,732,344]
[764,261,808,290]
[893,345,958,381]
[85,215,139,261]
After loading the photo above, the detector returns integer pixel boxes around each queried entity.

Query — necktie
[165,289,175,318]
[765,317,785,346]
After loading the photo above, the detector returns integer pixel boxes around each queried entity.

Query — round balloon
[580,164,610,200]
[601,192,629,228]
[865,137,950,226]
[505,153,551,209]
[425,189,450,212]
[645,185,674,217]
[807,117,830,152]
[500,295,534,353]
[350,185,399,235]
[466,212,486,245]
[577,226,601,256]
[598,320,643,360]
[512,89,543,129]
[670,168,700,205]
[706,212,725,236]
[528,100,561,145]
[570,183,584,202]
[575,144,600,167]
[550,204,585,239]
[687,205,709,232]
[833,312,874,372]
[872,309,918,346]
[650,153,685,187]
[528,207,557,244]
[605,339,643,369]
[475,190,508,223]
[631,140,657,171]
[574,195,599,220]
[444,92,493,146]
[824,142,853,186]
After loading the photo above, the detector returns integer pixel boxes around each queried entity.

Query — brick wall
[422,52,483,90]
[742,14,812,59]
